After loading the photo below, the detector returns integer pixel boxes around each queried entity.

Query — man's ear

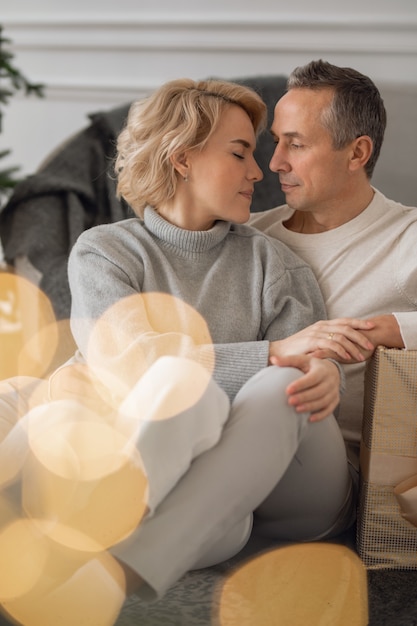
[170,152,189,180]
[349,136,373,172]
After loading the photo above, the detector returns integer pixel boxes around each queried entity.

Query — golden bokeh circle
[215,543,368,626]
[0,272,59,379]
[79,292,215,405]
[23,401,148,552]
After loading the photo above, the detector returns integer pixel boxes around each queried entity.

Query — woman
[65,78,355,600]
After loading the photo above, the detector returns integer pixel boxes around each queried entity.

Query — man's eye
[291,143,303,149]
[233,153,244,160]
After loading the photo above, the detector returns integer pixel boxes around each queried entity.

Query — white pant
[0,360,353,600]
[109,359,353,599]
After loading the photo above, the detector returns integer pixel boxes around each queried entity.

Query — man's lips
[240,191,253,200]
[280,182,298,192]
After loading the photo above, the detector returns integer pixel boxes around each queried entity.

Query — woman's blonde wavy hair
[115,78,267,217]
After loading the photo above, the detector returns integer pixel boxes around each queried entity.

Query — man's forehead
[272,89,333,133]
[275,87,333,111]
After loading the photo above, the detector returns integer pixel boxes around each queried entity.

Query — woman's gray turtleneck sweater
[68,207,327,400]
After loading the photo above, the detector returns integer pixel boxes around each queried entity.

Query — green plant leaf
[0,24,45,205]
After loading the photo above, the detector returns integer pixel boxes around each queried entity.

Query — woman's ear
[170,152,190,181]
[349,136,373,172]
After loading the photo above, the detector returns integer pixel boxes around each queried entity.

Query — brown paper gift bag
[357,346,417,569]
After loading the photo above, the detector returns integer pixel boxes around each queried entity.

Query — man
[250,59,417,470]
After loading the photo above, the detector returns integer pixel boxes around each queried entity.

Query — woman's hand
[270,354,341,422]
[269,318,375,364]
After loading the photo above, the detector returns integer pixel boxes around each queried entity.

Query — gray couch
[372,82,417,207]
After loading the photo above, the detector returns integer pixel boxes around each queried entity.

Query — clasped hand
[270,318,376,364]
[268,318,376,423]
[268,315,404,422]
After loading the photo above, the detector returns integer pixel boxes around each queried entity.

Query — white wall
[2,0,417,175]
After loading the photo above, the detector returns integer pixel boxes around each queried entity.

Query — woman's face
[170,105,263,231]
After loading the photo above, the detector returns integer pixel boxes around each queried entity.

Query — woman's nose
[250,158,264,182]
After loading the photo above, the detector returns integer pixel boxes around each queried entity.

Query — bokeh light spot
[119,355,216,424]
[78,292,215,404]
[0,272,58,379]
[215,543,368,625]
[23,401,148,552]
[0,519,49,602]
[2,543,126,626]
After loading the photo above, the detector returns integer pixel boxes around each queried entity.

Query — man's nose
[269,144,290,173]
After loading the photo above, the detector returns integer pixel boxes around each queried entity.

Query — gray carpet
[0,530,415,625]
[114,530,417,626]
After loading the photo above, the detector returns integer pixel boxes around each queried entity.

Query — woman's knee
[238,365,302,397]
[233,366,304,419]
[235,365,308,432]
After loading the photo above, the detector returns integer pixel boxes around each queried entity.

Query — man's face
[269,87,354,214]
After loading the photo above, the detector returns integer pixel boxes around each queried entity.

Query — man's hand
[310,314,404,363]
[361,314,404,349]
[269,318,375,364]
[270,354,341,422]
